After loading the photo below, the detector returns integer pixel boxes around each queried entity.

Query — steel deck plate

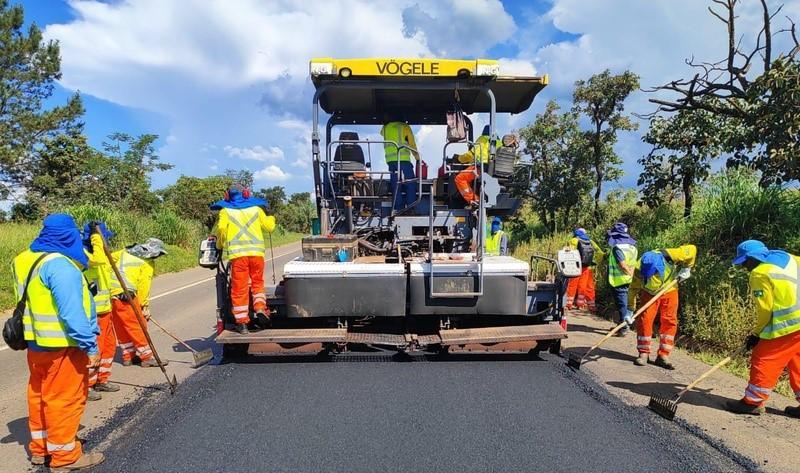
[438,324,566,345]
[345,332,407,346]
[216,328,347,344]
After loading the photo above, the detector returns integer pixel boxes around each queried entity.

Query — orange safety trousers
[454,166,478,204]
[742,330,800,407]
[230,256,267,324]
[27,347,87,467]
[566,267,596,310]
[88,313,116,386]
[111,298,153,362]
[636,289,679,357]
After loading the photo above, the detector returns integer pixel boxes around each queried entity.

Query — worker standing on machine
[454,132,516,208]
[628,245,696,370]
[726,240,800,418]
[380,120,420,211]
[82,221,120,400]
[212,184,276,334]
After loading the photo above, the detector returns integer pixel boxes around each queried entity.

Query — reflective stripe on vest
[383,122,411,163]
[486,230,505,256]
[110,251,144,293]
[608,244,637,287]
[760,257,800,339]
[474,135,502,164]
[12,250,93,348]
[225,207,266,258]
[85,265,112,314]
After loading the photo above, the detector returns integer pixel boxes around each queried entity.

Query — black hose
[358,238,388,253]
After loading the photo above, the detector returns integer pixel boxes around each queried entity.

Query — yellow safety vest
[382,121,412,163]
[223,207,267,258]
[85,252,113,314]
[110,251,145,295]
[756,257,800,339]
[474,135,502,164]
[641,257,676,296]
[608,244,638,288]
[12,250,93,348]
[485,230,505,256]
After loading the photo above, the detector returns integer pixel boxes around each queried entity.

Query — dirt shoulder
[564,310,800,473]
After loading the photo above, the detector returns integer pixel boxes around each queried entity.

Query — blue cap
[640,251,665,283]
[733,240,768,265]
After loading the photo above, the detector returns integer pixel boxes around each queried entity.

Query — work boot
[616,325,630,337]
[653,355,676,370]
[725,399,764,416]
[235,323,250,334]
[50,452,105,472]
[634,353,649,366]
[254,311,271,329]
[785,405,800,419]
[30,455,46,465]
[121,359,132,367]
[93,382,120,392]
[140,358,168,368]
[87,390,102,401]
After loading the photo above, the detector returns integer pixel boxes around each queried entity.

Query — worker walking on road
[381,120,420,211]
[566,228,605,312]
[485,216,508,256]
[629,244,696,369]
[110,238,167,367]
[82,221,120,401]
[607,223,638,336]
[726,240,800,418]
[212,184,276,334]
[13,214,105,470]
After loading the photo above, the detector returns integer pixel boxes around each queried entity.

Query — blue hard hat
[733,240,768,265]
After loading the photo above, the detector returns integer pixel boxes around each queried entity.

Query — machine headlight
[310,61,334,76]
[476,63,500,77]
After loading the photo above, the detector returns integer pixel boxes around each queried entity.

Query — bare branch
[761,0,772,71]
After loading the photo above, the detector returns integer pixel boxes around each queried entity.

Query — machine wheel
[222,343,249,362]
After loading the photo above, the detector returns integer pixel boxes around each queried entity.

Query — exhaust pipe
[344,196,354,234]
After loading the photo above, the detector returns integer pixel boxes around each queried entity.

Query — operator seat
[331,132,373,205]
[333,132,365,165]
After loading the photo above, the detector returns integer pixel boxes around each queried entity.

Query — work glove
[87,352,101,369]
[676,267,692,281]
[745,334,760,351]
[117,290,136,303]
[141,305,151,321]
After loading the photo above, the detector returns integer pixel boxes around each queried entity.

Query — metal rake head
[648,394,678,420]
[566,353,583,370]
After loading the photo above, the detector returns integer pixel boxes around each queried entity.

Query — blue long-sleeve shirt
[28,257,99,355]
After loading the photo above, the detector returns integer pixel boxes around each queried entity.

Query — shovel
[567,279,679,370]
[648,344,748,420]
[99,230,178,394]
[148,316,214,368]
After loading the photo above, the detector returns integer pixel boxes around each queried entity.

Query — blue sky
[19,0,800,195]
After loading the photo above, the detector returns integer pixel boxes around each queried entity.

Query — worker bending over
[455,132,516,208]
[726,240,800,418]
[628,244,696,369]
[212,184,276,334]
[13,214,104,470]
[83,221,120,401]
[381,120,420,211]
[485,217,508,256]
[111,238,167,367]
[606,223,638,336]
[566,228,605,312]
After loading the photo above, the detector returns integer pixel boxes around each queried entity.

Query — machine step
[217,328,347,344]
[438,324,566,346]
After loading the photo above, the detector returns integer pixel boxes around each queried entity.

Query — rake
[648,345,748,420]
[149,316,214,368]
[567,279,679,370]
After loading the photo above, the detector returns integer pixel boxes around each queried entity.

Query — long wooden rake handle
[581,279,679,360]
[148,316,196,354]
[674,345,749,400]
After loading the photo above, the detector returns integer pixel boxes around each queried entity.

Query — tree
[160,175,234,229]
[256,186,287,214]
[573,70,640,224]
[649,0,799,185]
[0,0,84,197]
[282,192,315,233]
[225,169,254,189]
[638,108,727,217]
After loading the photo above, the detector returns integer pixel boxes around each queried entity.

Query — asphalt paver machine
[214,58,578,359]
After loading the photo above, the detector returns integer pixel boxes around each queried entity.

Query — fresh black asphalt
[88,352,750,473]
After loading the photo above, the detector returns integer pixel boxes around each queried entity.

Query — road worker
[380,119,420,211]
[726,240,800,418]
[454,132,516,209]
[110,238,167,367]
[13,214,105,470]
[606,223,638,336]
[628,244,696,369]
[485,216,508,256]
[566,228,605,312]
[82,221,119,401]
[212,184,276,334]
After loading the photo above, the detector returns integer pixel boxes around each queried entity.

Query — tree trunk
[682,168,694,218]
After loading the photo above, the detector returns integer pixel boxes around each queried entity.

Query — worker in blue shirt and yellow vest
[727,240,800,418]
[12,214,105,470]
[380,120,419,211]
[485,217,508,256]
[606,223,638,336]
[212,184,276,334]
[82,221,120,401]
[629,244,696,370]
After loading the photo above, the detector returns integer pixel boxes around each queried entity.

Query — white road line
[0,247,301,353]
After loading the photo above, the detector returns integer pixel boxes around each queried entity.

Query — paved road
[0,242,302,473]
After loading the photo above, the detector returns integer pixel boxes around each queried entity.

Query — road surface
[0,242,750,472]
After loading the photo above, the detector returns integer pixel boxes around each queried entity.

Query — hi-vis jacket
[380,121,419,163]
[84,234,113,314]
[629,244,697,307]
[214,206,276,260]
[110,250,154,306]
[750,254,800,340]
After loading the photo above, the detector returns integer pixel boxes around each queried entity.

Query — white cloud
[498,58,537,77]
[224,145,285,162]
[254,165,291,182]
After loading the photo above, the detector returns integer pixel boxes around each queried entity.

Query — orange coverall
[565,237,604,311]
[85,233,116,387]
[110,250,155,362]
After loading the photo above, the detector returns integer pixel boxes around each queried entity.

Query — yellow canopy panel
[310,58,501,79]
